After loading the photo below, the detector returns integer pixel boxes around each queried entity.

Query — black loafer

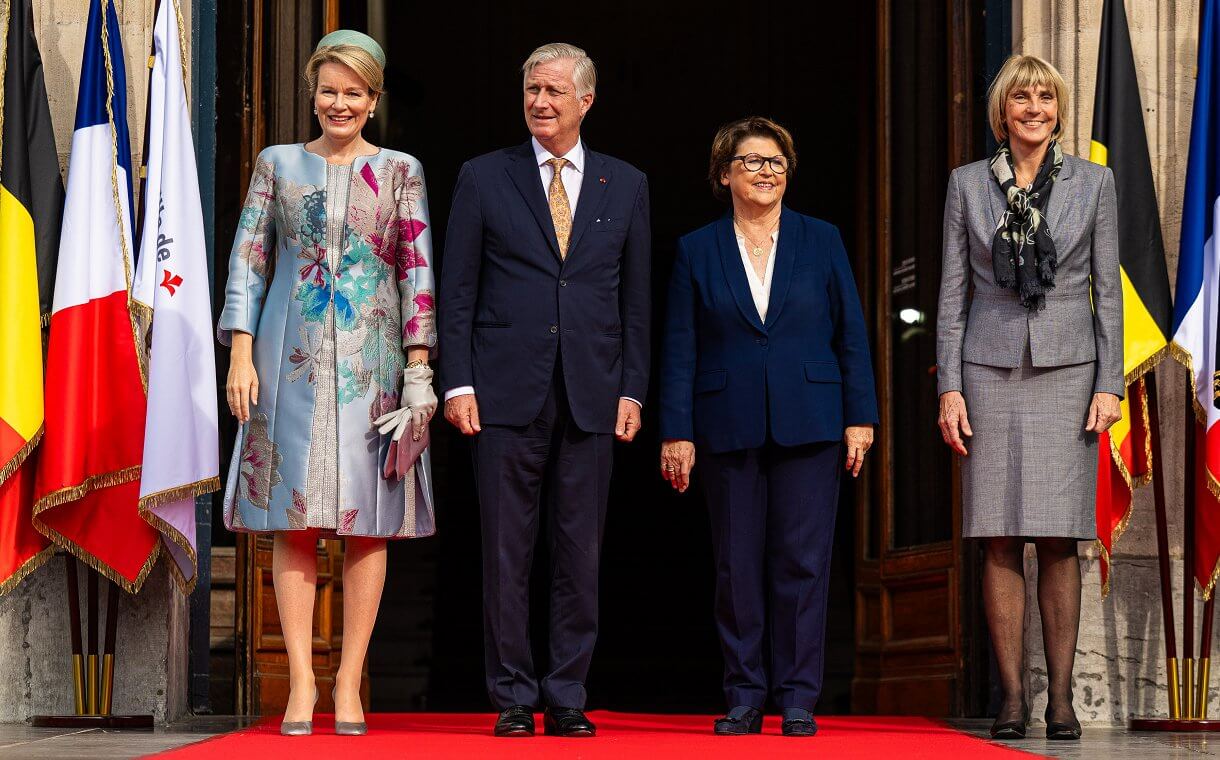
[1045,705,1081,740]
[714,706,763,735]
[780,707,817,737]
[544,707,596,737]
[494,705,535,737]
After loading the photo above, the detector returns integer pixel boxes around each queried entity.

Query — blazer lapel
[565,149,611,257]
[717,214,766,333]
[505,141,562,262]
[763,207,798,328]
[1045,156,1073,240]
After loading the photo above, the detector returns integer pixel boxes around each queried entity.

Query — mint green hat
[315,29,386,68]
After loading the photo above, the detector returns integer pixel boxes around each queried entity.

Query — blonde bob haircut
[522,42,597,98]
[304,44,385,97]
[986,54,1068,143]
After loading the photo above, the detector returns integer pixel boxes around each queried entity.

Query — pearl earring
[369,111,375,119]
[313,107,318,115]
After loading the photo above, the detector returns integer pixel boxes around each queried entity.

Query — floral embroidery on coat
[238,413,282,509]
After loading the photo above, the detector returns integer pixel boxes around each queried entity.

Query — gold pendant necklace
[735,218,776,259]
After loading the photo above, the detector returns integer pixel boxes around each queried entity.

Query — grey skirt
[960,353,1098,539]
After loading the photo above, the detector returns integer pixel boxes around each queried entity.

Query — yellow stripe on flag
[0,185,45,442]
[1119,267,1169,379]
[1090,140,1108,166]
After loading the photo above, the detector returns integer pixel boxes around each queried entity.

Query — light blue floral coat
[218,144,436,538]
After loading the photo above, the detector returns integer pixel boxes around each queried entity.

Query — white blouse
[735,231,778,321]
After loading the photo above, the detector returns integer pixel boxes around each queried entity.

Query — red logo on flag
[160,270,184,296]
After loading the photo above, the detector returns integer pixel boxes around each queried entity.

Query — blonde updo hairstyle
[304,44,385,98]
[986,54,1069,143]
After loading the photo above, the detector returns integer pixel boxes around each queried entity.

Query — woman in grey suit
[936,54,1122,741]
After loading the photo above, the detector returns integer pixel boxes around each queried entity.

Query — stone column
[1015,0,1205,724]
[0,0,189,724]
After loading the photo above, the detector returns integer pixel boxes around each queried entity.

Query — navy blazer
[659,208,878,454]
[438,141,651,434]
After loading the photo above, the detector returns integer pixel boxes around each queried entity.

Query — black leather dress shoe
[494,705,535,737]
[780,707,817,737]
[714,706,763,735]
[544,707,596,737]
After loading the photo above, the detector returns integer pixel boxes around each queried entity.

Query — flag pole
[1149,371,1183,718]
[1186,392,1199,719]
[1199,597,1215,717]
[65,556,85,715]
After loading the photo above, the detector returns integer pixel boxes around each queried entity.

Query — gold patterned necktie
[546,157,572,258]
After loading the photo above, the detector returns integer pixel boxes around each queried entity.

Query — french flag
[1170,0,1220,599]
[32,0,158,592]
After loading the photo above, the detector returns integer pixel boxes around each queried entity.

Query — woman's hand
[844,425,874,477]
[938,390,972,456]
[226,332,258,424]
[661,440,696,493]
[1086,392,1123,433]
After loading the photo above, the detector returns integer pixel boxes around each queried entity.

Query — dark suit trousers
[701,439,842,710]
[472,369,613,710]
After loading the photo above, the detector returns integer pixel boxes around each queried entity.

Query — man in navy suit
[438,42,650,738]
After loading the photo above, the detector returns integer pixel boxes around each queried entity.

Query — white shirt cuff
[444,386,475,401]
[621,396,643,409]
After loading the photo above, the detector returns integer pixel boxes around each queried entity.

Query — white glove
[373,365,437,442]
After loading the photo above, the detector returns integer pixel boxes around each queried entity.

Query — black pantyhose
[982,537,1081,729]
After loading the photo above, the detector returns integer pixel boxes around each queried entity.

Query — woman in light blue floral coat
[217,31,435,736]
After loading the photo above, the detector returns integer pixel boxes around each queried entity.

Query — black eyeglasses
[732,154,789,174]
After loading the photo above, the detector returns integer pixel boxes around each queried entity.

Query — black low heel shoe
[714,706,763,735]
[1045,706,1082,740]
[989,704,1029,740]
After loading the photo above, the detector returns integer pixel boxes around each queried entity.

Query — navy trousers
[701,439,842,710]
[472,369,613,710]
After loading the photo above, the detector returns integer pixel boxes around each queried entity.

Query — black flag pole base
[1130,718,1220,731]
[31,714,153,729]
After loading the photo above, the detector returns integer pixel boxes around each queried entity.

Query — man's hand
[444,393,482,436]
[615,399,642,442]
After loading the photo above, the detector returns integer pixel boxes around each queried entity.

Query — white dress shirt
[444,137,640,409]
[736,231,778,321]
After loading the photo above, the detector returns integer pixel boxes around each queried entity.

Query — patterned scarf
[989,140,1063,310]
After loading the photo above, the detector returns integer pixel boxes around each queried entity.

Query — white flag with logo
[132,0,219,591]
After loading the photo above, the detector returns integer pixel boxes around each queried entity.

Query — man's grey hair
[522,43,597,97]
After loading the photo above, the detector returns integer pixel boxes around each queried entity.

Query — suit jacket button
[550,325,558,334]
[560,279,568,287]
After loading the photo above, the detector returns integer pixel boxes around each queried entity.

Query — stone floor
[0,716,1216,758]
[953,719,1220,758]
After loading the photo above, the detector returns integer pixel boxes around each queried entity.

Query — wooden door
[852,0,988,716]
[228,0,367,716]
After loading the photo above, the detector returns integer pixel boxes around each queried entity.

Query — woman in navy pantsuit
[659,117,878,737]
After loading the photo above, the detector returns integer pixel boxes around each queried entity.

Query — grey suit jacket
[936,154,1124,398]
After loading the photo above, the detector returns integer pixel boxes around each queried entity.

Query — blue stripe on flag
[72,0,133,227]
[1174,0,1220,331]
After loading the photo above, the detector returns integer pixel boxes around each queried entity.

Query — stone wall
[1015,0,1207,725]
[0,0,188,723]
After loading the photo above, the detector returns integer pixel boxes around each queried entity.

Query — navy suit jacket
[659,208,878,453]
[439,140,651,434]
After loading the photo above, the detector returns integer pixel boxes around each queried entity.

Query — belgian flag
[0,0,64,592]
[1090,0,1174,596]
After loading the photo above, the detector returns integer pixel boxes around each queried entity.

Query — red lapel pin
[599,177,607,183]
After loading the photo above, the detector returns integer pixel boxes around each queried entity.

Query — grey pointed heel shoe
[280,687,319,736]
[333,687,368,736]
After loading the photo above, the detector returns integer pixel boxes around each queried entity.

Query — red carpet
[149,712,1035,759]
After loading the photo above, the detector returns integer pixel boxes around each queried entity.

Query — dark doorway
[357,0,877,712]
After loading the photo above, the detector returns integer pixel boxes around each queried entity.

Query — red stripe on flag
[34,290,154,590]
[0,458,52,593]
[0,419,26,473]
[1198,421,1220,596]
[35,291,145,496]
